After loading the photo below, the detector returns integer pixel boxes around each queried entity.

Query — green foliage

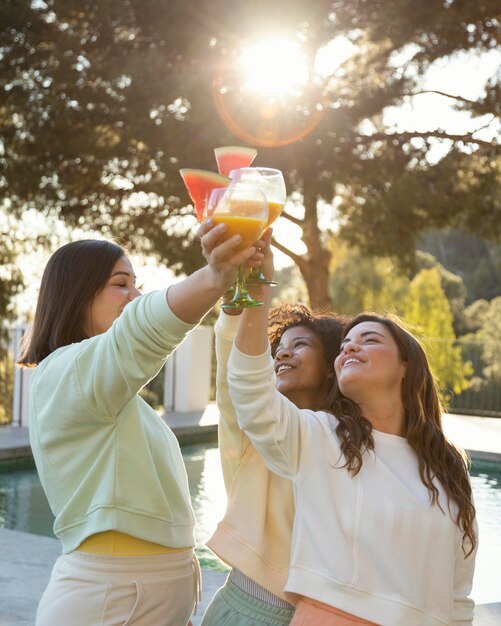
[462,299,490,334]
[273,265,309,307]
[0,0,499,310]
[0,229,24,328]
[403,268,472,394]
[414,251,467,319]
[449,332,501,416]
[419,230,501,304]
[329,248,409,316]
[477,297,501,382]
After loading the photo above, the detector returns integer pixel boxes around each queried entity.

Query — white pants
[36,549,201,626]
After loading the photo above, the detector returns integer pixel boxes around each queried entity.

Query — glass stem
[234,265,248,299]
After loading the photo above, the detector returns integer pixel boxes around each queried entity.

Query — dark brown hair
[18,239,126,367]
[268,303,345,368]
[327,313,476,555]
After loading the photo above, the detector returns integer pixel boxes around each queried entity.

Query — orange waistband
[300,597,380,625]
[77,531,190,556]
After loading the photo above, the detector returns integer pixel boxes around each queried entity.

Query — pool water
[1,445,500,604]
[0,444,229,572]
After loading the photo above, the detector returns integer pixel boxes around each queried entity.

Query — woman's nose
[342,340,359,354]
[130,286,141,300]
[275,346,292,360]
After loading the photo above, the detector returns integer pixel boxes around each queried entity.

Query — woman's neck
[358,398,406,436]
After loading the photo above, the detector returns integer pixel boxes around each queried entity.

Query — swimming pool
[0,444,500,604]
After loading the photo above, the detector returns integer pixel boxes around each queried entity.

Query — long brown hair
[18,239,125,367]
[325,313,476,556]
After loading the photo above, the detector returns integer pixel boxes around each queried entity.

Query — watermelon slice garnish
[179,168,231,221]
[214,146,258,177]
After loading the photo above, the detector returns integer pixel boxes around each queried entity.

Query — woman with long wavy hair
[226,238,477,625]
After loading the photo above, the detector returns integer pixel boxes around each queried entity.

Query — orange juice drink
[213,215,266,252]
[266,201,285,226]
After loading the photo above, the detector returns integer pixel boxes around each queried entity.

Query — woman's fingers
[198,218,267,290]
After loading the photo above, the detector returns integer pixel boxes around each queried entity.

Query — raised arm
[215,310,250,492]
[228,233,304,478]
[215,229,274,490]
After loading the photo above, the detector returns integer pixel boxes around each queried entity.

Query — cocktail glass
[206,185,268,308]
[229,167,286,286]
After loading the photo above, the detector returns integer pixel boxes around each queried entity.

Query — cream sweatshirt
[228,344,477,626]
[206,312,294,601]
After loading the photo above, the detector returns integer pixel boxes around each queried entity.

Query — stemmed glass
[229,167,286,285]
[206,185,268,308]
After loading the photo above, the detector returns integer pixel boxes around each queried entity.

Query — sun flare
[238,35,355,99]
[215,35,354,146]
[240,38,308,97]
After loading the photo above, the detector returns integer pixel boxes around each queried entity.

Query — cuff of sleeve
[147,289,197,336]
[215,310,241,338]
[228,342,273,374]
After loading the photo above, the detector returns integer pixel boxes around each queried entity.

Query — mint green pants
[201,578,295,626]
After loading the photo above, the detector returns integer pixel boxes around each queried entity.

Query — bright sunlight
[240,38,308,97]
[239,35,354,98]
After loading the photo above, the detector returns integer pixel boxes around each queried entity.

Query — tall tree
[1,0,500,308]
[404,267,472,394]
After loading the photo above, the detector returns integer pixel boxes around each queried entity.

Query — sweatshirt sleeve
[215,312,252,492]
[452,519,478,625]
[227,342,304,478]
[75,289,196,418]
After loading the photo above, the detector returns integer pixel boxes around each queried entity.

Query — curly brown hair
[268,303,346,366]
[324,313,477,556]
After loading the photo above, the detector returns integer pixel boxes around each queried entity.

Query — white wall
[164,325,214,412]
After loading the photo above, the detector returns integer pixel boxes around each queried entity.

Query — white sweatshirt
[228,345,477,626]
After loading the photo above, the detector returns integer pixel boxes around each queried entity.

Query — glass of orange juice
[206,185,268,308]
[229,167,286,286]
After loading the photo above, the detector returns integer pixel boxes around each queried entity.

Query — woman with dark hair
[18,221,260,626]
[226,243,477,625]
[202,297,344,626]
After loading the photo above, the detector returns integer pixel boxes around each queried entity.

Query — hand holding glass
[206,186,268,308]
[229,167,286,285]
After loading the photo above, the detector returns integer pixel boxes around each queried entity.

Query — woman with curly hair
[226,239,477,625]
[201,232,345,626]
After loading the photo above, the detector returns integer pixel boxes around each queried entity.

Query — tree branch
[281,210,303,226]
[357,130,498,149]
[271,238,304,266]
[410,90,476,106]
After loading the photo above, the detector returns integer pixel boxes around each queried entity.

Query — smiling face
[274,325,334,409]
[334,321,407,405]
[84,255,141,337]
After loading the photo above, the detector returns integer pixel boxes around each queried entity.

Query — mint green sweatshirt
[29,289,197,553]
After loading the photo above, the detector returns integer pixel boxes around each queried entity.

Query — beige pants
[36,548,201,626]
